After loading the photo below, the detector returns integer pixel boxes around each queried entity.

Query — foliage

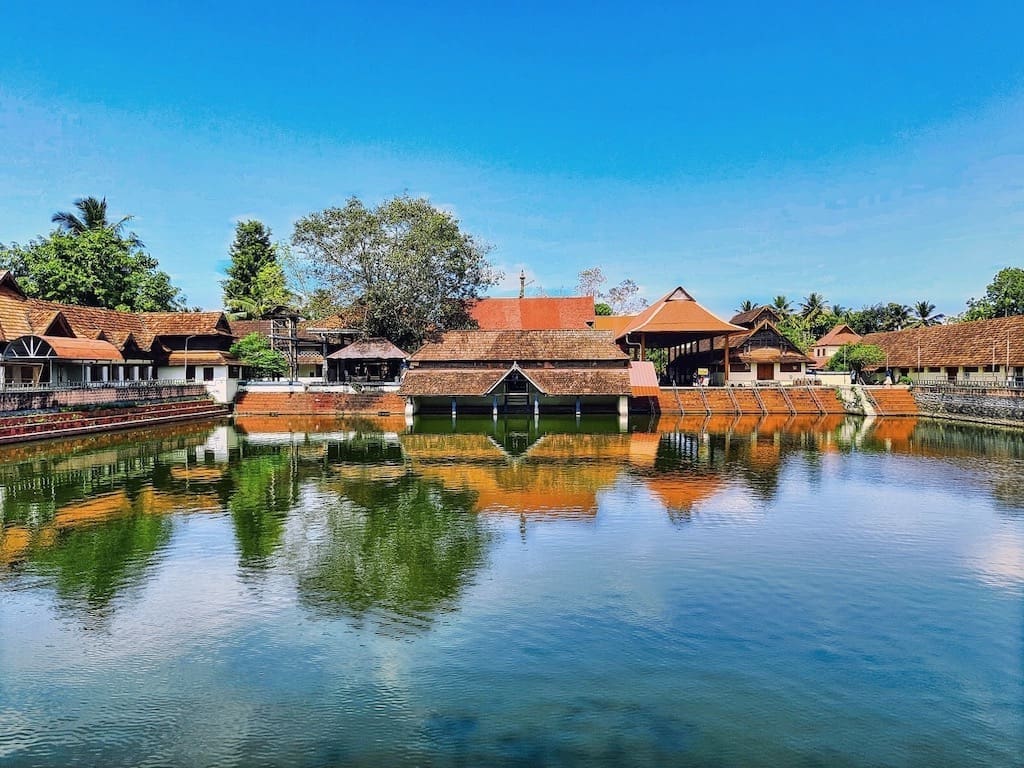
[576,266,607,297]
[594,302,612,316]
[825,343,886,373]
[606,278,647,314]
[222,220,292,318]
[962,267,1024,320]
[799,292,829,322]
[735,299,756,313]
[772,295,793,316]
[228,452,295,566]
[911,301,944,327]
[51,195,142,246]
[646,347,668,376]
[0,227,184,311]
[290,196,499,350]
[229,333,288,378]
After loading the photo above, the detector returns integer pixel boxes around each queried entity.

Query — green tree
[0,227,184,311]
[963,267,1024,320]
[222,220,292,318]
[594,302,613,316]
[826,343,886,374]
[735,299,757,313]
[51,195,142,246]
[799,292,829,323]
[291,196,499,350]
[772,295,793,316]
[911,301,944,327]
[229,333,288,378]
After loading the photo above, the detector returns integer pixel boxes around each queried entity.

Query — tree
[576,267,607,297]
[735,299,756,313]
[290,196,499,350]
[229,333,288,378]
[772,295,793,316]
[962,267,1024,320]
[883,302,912,331]
[799,292,829,322]
[911,301,944,327]
[0,227,184,311]
[51,195,142,246]
[594,302,613,316]
[606,279,647,314]
[222,221,291,318]
[825,343,886,374]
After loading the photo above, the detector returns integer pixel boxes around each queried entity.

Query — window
[780,363,802,373]
[963,366,978,373]
[730,363,749,373]
[314,364,323,378]
[203,367,215,382]
[228,365,241,379]
[185,365,196,381]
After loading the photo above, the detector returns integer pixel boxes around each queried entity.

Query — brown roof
[862,315,1024,368]
[617,287,743,340]
[40,335,124,361]
[411,330,628,363]
[815,323,862,347]
[165,350,237,365]
[398,365,631,396]
[399,368,507,396]
[142,312,231,338]
[704,320,814,364]
[327,338,408,360]
[469,296,595,330]
[730,306,782,327]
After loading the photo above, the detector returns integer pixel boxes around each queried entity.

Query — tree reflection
[296,474,489,628]
[228,450,297,566]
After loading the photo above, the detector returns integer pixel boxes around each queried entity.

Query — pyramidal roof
[616,287,743,339]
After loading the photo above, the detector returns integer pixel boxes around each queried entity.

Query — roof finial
[519,269,526,299]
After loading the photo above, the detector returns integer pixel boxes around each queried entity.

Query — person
[850,370,857,385]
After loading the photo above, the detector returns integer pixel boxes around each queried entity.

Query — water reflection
[2,414,1023,623]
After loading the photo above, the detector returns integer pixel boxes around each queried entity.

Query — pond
[1,414,1021,766]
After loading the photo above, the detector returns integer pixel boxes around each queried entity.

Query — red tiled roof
[398,365,632,396]
[862,315,1024,368]
[165,350,237,365]
[617,287,743,339]
[815,323,862,347]
[399,368,507,396]
[469,296,595,330]
[730,306,781,327]
[629,361,660,397]
[411,330,628,363]
[41,335,124,361]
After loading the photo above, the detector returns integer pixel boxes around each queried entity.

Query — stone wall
[0,383,210,414]
[912,385,1024,425]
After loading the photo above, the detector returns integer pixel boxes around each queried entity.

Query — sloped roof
[411,330,628,363]
[398,365,632,396]
[327,338,408,360]
[469,296,595,330]
[722,320,814,364]
[142,312,231,337]
[815,323,862,347]
[34,335,124,361]
[165,350,237,365]
[399,368,507,396]
[592,314,636,337]
[862,315,1024,368]
[527,368,631,395]
[629,360,660,397]
[730,306,781,327]
[617,287,743,339]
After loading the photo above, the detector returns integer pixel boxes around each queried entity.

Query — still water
[1,414,1021,767]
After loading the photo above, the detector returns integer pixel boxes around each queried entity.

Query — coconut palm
[799,292,829,322]
[884,302,913,331]
[772,295,793,316]
[911,301,944,327]
[52,196,142,246]
[735,299,756,313]
[830,303,850,320]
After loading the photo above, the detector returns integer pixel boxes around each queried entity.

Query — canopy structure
[3,335,123,362]
[612,287,745,383]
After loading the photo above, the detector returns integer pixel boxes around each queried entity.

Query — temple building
[811,323,863,366]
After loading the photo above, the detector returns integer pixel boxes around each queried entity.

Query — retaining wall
[912,385,1024,426]
[0,384,210,414]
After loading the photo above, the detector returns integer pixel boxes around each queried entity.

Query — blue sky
[1,1,1022,316]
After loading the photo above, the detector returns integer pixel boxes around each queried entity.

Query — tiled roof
[730,306,781,327]
[41,335,124,361]
[704,320,814,364]
[528,368,631,395]
[617,287,743,339]
[327,338,408,360]
[862,315,1024,368]
[399,368,507,396]
[592,314,636,337]
[629,361,660,397]
[469,296,595,330]
[815,323,862,347]
[411,330,628,363]
[142,312,231,337]
[165,350,238,365]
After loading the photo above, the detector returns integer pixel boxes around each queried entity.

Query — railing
[914,378,1024,390]
[0,379,195,392]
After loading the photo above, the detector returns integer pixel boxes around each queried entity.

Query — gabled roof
[730,305,781,327]
[327,338,408,360]
[2,334,124,362]
[411,330,628,363]
[815,323,862,347]
[862,315,1024,368]
[616,287,743,340]
[398,365,632,396]
[469,296,595,331]
[592,314,636,337]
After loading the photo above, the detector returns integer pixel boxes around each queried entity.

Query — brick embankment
[0,399,229,445]
[865,387,919,416]
[234,390,407,416]
[912,385,1024,426]
[649,387,847,415]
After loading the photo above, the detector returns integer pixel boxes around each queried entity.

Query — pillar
[451,397,457,417]
[723,334,730,385]
[575,396,581,417]
[493,395,499,418]
[617,395,628,417]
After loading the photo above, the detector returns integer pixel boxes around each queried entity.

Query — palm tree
[831,303,850,321]
[911,301,944,327]
[799,292,829,322]
[772,295,793,316]
[52,196,142,246]
[884,302,912,331]
[735,299,756,313]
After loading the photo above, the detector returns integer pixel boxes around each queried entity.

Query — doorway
[756,363,774,381]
